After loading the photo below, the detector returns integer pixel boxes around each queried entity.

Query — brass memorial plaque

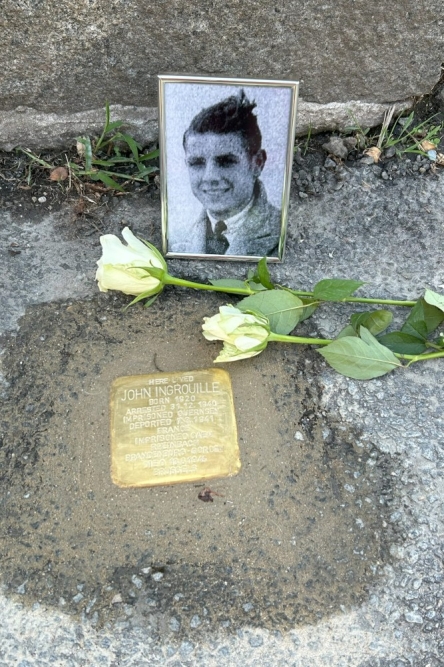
[110,368,240,488]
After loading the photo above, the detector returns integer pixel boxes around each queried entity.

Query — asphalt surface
[1,156,444,666]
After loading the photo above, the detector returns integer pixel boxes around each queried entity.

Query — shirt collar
[207,195,255,233]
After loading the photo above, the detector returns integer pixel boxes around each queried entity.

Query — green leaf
[336,325,358,339]
[143,294,159,308]
[256,257,274,289]
[424,289,444,313]
[401,319,428,341]
[299,298,318,322]
[401,297,444,337]
[140,149,160,161]
[377,332,428,355]
[126,290,161,309]
[137,166,158,179]
[104,100,111,131]
[115,132,142,161]
[91,158,132,167]
[209,278,249,290]
[432,334,444,349]
[105,120,124,133]
[92,171,125,191]
[20,149,54,169]
[313,278,365,301]
[138,266,165,280]
[238,290,305,335]
[350,310,393,335]
[318,327,402,380]
[245,259,273,290]
[97,156,136,164]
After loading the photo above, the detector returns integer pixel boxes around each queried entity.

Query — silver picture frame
[158,74,299,262]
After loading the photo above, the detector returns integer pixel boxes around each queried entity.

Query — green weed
[20,102,158,192]
[376,109,444,156]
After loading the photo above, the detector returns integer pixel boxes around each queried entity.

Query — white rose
[96,227,167,296]
[202,305,270,362]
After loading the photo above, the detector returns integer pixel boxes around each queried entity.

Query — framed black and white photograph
[158,75,299,262]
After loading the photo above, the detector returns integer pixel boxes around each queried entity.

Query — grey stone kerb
[0,0,442,150]
[0,100,413,152]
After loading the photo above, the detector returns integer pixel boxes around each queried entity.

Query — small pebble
[294,148,304,165]
[152,571,164,582]
[169,616,181,632]
[190,614,201,628]
[249,635,264,648]
[37,196,47,203]
[322,136,349,159]
[180,640,194,656]
[17,582,27,595]
[405,611,423,624]
[85,597,96,614]
[324,157,337,169]
[343,136,357,151]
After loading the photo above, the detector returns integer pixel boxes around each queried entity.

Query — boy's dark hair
[183,89,262,158]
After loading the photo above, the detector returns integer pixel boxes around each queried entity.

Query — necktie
[206,219,229,254]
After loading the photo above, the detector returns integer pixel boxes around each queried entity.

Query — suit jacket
[170,180,282,257]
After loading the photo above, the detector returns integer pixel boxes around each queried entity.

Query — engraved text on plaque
[110,368,240,488]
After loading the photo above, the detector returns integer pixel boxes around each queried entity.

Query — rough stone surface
[0,0,442,115]
[0,99,412,152]
[1,157,444,665]
[322,136,350,159]
[0,105,159,152]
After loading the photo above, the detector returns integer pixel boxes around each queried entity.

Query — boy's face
[184,132,264,219]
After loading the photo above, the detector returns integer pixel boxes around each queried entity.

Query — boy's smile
[184,132,264,219]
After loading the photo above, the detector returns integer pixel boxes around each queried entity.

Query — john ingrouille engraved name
[120,378,220,401]
[110,369,240,488]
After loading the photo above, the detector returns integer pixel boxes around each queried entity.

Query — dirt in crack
[0,293,398,634]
